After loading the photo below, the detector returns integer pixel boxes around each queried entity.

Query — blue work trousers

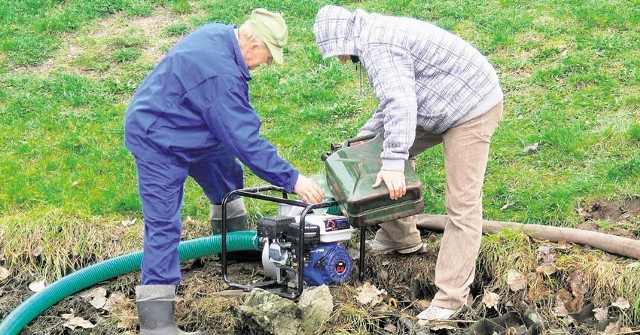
[133,149,243,285]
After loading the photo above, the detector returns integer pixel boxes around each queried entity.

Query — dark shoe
[136,285,206,335]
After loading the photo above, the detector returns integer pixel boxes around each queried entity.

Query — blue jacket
[124,23,298,192]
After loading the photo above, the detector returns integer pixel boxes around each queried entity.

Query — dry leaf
[554,304,569,317]
[611,297,630,309]
[0,266,9,281]
[63,316,95,330]
[94,287,108,297]
[554,289,573,317]
[537,245,556,264]
[104,291,128,312]
[91,295,108,309]
[593,307,608,321]
[556,240,571,249]
[566,299,584,314]
[481,290,500,309]
[528,274,551,301]
[81,287,107,299]
[81,287,109,309]
[383,323,397,333]
[536,263,557,276]
[569,271,588,301]
[356,282,386,306]
[29,280,46,293]
[61,312,74,320]
[506,269,527,292]
[79,288,93,298]
[603,321,620,334]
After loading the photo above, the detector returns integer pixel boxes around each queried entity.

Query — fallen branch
[415,214,640,259]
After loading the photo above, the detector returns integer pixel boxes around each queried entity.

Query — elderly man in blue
[124,9,324,334]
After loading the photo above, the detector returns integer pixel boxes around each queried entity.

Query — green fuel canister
[324,134,424,228]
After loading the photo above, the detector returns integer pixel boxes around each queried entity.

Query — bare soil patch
[577,196,640,239]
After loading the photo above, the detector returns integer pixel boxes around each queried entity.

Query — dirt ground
[576,197,640,239]
[1,197,639,334]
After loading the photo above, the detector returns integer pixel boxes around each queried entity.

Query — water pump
[258,213,353,287]
[220,186,354,299]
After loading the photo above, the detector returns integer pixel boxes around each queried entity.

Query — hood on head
[313,5,362,59]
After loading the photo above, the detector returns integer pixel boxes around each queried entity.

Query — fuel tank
[324,134,424,228]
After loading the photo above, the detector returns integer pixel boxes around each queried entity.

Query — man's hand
[372,170,406,200]
[294,175,325,204]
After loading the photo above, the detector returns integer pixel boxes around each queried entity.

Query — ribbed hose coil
[0,231,259,335]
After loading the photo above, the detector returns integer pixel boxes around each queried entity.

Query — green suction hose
[0,231,259,335]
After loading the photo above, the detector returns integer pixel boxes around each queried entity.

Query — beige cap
[248,8,288,64]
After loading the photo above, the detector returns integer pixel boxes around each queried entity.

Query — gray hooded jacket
[313,5,503,171]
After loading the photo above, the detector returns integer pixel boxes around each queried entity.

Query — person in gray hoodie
[313,5,504,321]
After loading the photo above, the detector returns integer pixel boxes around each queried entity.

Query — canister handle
[344,133,378,148]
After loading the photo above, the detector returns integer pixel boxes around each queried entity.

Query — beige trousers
[377,101,503,309]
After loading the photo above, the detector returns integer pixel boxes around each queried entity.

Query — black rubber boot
[211,198,261,263]
[136,285,206,335]
[210,215,249,235]
[210,198,249,235]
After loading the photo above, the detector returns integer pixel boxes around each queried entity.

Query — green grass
[0,0,639,315]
